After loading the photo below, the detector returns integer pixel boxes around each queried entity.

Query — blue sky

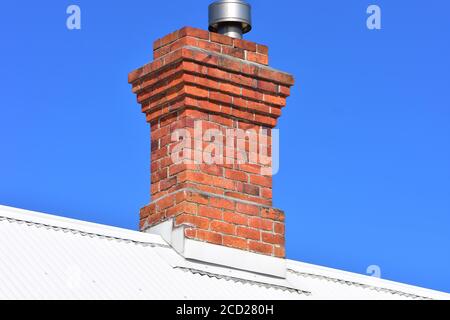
[0,1,449,293]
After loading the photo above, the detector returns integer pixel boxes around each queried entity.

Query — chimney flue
[208,0,252,39]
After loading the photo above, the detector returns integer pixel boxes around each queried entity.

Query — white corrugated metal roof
[0,204,448,300]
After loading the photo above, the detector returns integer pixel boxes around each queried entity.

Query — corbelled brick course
[129,27,294,258]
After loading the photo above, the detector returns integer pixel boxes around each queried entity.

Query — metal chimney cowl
[208,0,252,39]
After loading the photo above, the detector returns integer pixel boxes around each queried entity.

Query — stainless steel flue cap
[208,0,252,39]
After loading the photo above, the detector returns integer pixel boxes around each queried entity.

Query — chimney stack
[128,2,294,261]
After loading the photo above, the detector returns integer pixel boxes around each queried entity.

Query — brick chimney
[128,26,294,260]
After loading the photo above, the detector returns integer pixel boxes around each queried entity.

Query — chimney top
[208,0,252,39]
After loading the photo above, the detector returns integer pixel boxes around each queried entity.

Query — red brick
[263,94,286,106]
[151,168,168,183]
[247,52,269,65]
[182,108,209,120]
[168,163,186,176]
[196,230,223,245]
[185,85,209,99]
[250,174,272,188]
[225,191,271,206]
[274,222,285,235]
[262,232,284,245]
[233,38,257,52]
[179,27,210,40]
[155,194,176,210]
[210,198,235,211]
[159,177,177,191]
[210,220,235,235]
[166,202,186,217]
[210,114,234,127]
[207,67,231,81]
[248,241,273,255]
[261,208,285,221]
[236,226,260,240]
[210,176,235,190]
[210,33,233,46]
[258,80,277,93]
[218,57,241,73]
[140,205,153,220]
[223,211,248,226]
[147,212,164,225]
[197,40,222,53]
[236,203,259,216]
[195,184,224,196]
[256,44,269,55]
[225,169,248,182]
[261,187,272,199]
[210,91,233,105]
[200,164,223,176]
[274,246,285,258]
[223,235,248,250]
[222,46,245,59]
[249,217,273,231]
[198,206,223,220]
[279,85,290,96]
[242,88,263,101]
[242,183,260,196]
[238,163,262,174]
[186,191,209,205]
[219,82,242,96]
[175,214,209,229]
[185,228,196,238]
[230,73,256,88]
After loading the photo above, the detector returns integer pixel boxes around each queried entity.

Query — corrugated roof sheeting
[0,215,300,300]
[0,205,448,300]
